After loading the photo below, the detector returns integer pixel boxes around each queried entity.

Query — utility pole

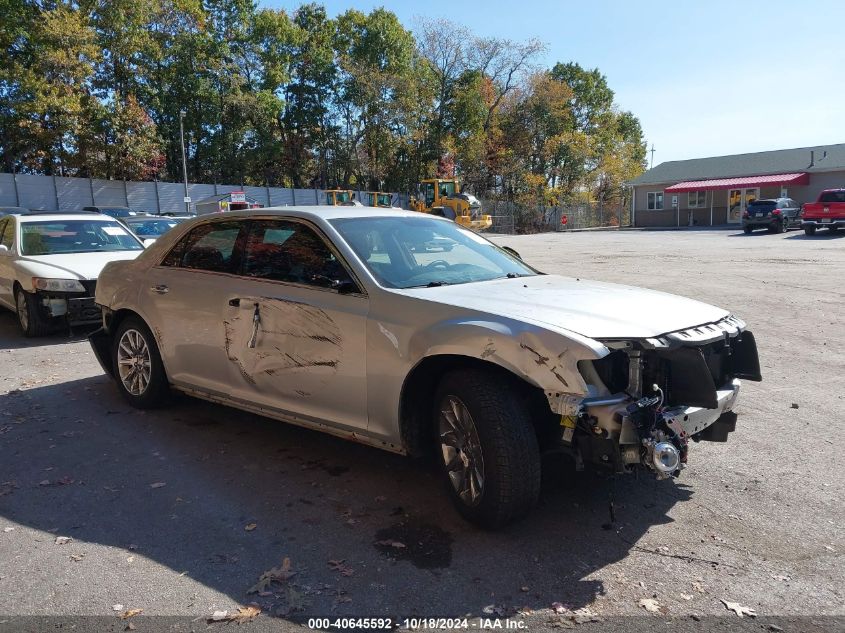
[649,144,656,170]
[179,110,190,214]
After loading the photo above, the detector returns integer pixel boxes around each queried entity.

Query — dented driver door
[221,219,369,433]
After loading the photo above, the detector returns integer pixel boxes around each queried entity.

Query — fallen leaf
[120,608,143,619]
[551,602,567,614]
[482,605,504,616]
[520,586,529,593]
[679,593,693,600]
[721,599,756,617]
[208,606,261,623]
[126,556,135,563]
[375,539,405,549]
[125,623,136,631]
[55,536,72,545]
[691,581,705,593]
[247,557,295,594]
[244,523,257,531]
[70,553,85,562]
[149,482,166,489]
[3,527,14,533]
[638,598,665,614]
[39,480,51,487]
[112,604,124,612]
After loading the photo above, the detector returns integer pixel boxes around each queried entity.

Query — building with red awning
[627,144,845,227]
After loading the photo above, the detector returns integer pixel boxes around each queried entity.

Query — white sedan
[90,207,761,527]
[0,211,145,336]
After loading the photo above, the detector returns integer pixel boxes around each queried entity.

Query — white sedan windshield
[330,216,537,288]
[20,220,144,255]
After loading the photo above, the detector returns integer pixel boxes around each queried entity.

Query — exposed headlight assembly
[31,277,86,292]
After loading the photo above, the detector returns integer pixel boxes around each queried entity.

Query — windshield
[330,216,537,289]
[20,220,144,255]
[125,218,179,237]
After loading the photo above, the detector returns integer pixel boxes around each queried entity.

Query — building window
[688,191,706,208]
[647,192,664,210]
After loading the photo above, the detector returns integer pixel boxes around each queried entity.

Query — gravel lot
[0,227,843,632]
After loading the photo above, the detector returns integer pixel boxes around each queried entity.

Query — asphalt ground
[0,226,843,632]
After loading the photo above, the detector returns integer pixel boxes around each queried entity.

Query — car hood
[395,274,730,340]
[15,251,142,280]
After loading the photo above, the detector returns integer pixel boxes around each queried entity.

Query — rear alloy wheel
[804,225,816,236]
[434,369,541,528]
[14,287,50,337]
[112,316,169,408]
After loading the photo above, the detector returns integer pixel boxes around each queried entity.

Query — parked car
[120,215,185,242]
[800,189,845,235]
[741,198,801,234]
[89,207,761,527]
[82,205,140,218]
[0,210,145,336]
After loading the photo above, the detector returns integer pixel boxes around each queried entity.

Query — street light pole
[179,110,190,214]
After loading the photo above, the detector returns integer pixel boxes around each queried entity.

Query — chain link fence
[481,198,630,234]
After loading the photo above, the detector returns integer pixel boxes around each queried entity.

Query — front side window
[243,219,355,289]
[647,192,664,210]
[423,182,435,206]
[162,221,243,272]
[331,216,537,289]
[19,220,143,255]
[688,191,706,208]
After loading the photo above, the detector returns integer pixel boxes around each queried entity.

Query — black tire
[433,368,541,528]
[804,225,816,236]
[829,225,839,232]
[743,226,753,234]
[775,219,786,234]
[111,316,170,408]
[14,287,51,337]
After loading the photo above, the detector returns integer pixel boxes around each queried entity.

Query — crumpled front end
[547,315,762,479]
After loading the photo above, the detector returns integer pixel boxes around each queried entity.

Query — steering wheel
[425,259,450,269]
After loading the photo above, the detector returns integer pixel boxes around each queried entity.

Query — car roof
[198,205,434,222]
[14,212,115,222]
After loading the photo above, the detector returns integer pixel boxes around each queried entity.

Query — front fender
[407,317,606,397]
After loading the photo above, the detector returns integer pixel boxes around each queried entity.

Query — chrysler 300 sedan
[89,207,761,527]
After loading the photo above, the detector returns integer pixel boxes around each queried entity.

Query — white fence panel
[16,175,56,210]
[127,181,159,213]
[0,174,19,207]
[243,186,270,207]
[270,188,295,206]
[55,177,94,210]
[294,188,319,205]
[91,179,126,207]
[157,182,185,214]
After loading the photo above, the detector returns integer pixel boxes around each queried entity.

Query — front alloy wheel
[117,328,152,396]
[111,316,169,408]
[439,395,485,507]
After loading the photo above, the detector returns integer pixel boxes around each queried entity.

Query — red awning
[665,172,809,193]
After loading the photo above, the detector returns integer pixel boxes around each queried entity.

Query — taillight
[772,209,782,215]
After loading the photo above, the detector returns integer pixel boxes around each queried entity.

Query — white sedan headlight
[31,277,86,292]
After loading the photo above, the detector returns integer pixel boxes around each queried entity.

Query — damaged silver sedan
[89,207,761,528]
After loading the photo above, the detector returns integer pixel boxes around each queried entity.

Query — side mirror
[143,238,156,247]
[334,279,359,295]
[502,246,522,260]
[0,244,8,254]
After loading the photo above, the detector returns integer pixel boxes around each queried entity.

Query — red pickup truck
[801,189,845,235]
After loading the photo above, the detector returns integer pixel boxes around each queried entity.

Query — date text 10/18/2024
[307,618,528,630]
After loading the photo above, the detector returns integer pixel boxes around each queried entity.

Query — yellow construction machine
[366,192,394,208]
[408,178,492,230]
[324,189,355,205]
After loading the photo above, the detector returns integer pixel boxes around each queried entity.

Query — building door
[727,188,759,223]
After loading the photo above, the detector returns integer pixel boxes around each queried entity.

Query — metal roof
[629,143,845,186]
[665,173,809,193]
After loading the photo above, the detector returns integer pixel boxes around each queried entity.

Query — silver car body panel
[95,207,750,455]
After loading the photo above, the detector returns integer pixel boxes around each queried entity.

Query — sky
[262,0,845,167]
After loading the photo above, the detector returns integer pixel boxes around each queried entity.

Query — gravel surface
[0,227,843,631]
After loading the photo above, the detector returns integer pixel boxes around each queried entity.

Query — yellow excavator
[366,192,393,208]
[408,178,492,230]
[324,189,355,205]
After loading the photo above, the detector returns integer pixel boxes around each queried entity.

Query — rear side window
[161,221,244,272]
[748,200,776,208]
[819,191,845,203]
[0,219,12,249]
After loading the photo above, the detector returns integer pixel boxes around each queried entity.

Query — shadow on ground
[0,308,691,619]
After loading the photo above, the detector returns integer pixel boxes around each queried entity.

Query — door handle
[228,298,240,307]
[150,284,169,294]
